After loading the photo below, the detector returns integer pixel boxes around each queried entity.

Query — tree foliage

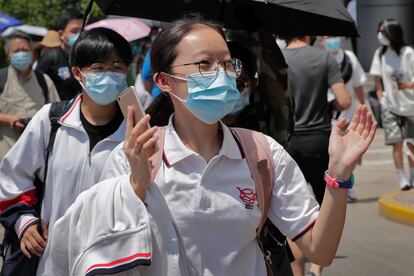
[0,0,105,29]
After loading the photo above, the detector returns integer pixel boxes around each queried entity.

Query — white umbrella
[1,24,48,37]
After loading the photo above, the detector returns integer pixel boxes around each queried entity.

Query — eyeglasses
[85,62,128,73]
[169,57,242,79]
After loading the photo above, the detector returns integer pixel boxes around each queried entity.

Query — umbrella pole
[219,0,226,21]
[82,0,94,31]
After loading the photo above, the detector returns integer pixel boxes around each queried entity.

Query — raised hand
[328,105,377,179]
[123,107,159,200]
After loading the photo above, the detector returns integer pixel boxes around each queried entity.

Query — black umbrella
[93,0,358,36]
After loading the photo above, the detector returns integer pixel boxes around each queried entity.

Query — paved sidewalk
[324,127,414,276]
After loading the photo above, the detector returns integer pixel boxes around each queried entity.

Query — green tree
[0,0,105,67]
[0,0,105,29]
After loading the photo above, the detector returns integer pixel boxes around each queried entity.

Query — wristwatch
[324,170,354,189]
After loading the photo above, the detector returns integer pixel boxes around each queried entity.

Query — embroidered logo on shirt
[237,187,257,210]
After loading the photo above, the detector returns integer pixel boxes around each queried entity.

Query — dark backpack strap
[0,67,9,94]
[341,52,353,84]
[34,70,49,103]
[35,101,71,202]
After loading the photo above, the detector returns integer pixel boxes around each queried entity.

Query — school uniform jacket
[0,94,125,274]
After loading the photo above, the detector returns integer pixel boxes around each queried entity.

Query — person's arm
[398,82,414,90]
[354,86,365,105]
[46,175,151,276]
[328,53,351,111]
[0,113,24,129]
[374,76,384,101]
[294,105,376,265]
[0,105,51,257]
[330,82,352,111]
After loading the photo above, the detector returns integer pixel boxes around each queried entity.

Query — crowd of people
[2,7,414,276]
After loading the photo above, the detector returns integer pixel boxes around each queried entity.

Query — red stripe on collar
[60,95,82,123]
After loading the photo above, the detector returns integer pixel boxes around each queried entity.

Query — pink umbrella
[85,18,150,42]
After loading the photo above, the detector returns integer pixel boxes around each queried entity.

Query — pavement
[323,127,414,276]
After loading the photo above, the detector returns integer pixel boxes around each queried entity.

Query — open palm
[328,105,377,174]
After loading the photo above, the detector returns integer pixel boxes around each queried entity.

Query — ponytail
[145,92,174,126]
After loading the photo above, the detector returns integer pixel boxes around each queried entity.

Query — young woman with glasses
[45,16,376,276]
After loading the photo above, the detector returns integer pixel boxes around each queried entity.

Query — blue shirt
[141,51,161,98]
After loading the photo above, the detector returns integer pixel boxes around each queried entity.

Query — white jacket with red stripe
[44,174,196,276]
[0,95,125,274]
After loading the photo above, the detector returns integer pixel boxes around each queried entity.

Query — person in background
[0,31,59,160]
[32,30,62,70]
[39,30,61,56]
[37,9,83,100]
[141,49,162,99]
[370,18,414,191]
[282,35,351,276]
[223,38,294,276]
[134,54,153,110]
[0,28,131,275]
[321,36,367,202]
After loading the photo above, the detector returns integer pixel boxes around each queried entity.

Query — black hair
[56,9,83,31]
[378,18,406,57]
[227,41,257,80]
[70,27,133,68]
[4,31,33,53]
[145,14,225,126]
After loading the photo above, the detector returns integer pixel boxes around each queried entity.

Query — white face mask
[378,32,390,46]
[276,38,287,49]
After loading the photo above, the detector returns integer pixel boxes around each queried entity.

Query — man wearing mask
[321,36,367,202]
[37,9,83,100]
[281,35,351,276]
[0,31,60,160]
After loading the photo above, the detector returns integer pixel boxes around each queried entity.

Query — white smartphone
[117,86,158,152]
[117,86,146,125]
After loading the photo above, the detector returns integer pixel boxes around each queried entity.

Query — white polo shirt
[369,46,414,116]
[101,117,319,275]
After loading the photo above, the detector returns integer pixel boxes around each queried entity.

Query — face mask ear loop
[161,71,187,82]
[159,72,188,102]
[76,67,88,92]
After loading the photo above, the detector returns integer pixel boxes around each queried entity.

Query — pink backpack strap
[149,126,166,181]
[231,128,275,234]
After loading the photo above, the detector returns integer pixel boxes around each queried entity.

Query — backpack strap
[149,126,167,181]
[34,70,49,103]
[0,67,9,94]
[32,100,71,216]
[341,52,353,84]
[230,128,275,234]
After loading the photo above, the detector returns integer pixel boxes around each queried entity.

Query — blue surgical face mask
[324,38,342,53]
[79,70,127,105]
[11,51,33,71]
[229,88,250,115]
[68,33,80,48]
[168,68,240,124]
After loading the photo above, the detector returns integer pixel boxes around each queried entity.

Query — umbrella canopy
[94,0,358,36]
[85,18,151,41]
[1,24,48,38]
[0,12,22,32]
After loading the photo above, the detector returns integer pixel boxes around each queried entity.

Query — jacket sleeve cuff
[15,214,39,239]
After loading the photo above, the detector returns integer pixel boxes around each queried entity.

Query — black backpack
[0,100,72,276]
[0,67,49,103]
